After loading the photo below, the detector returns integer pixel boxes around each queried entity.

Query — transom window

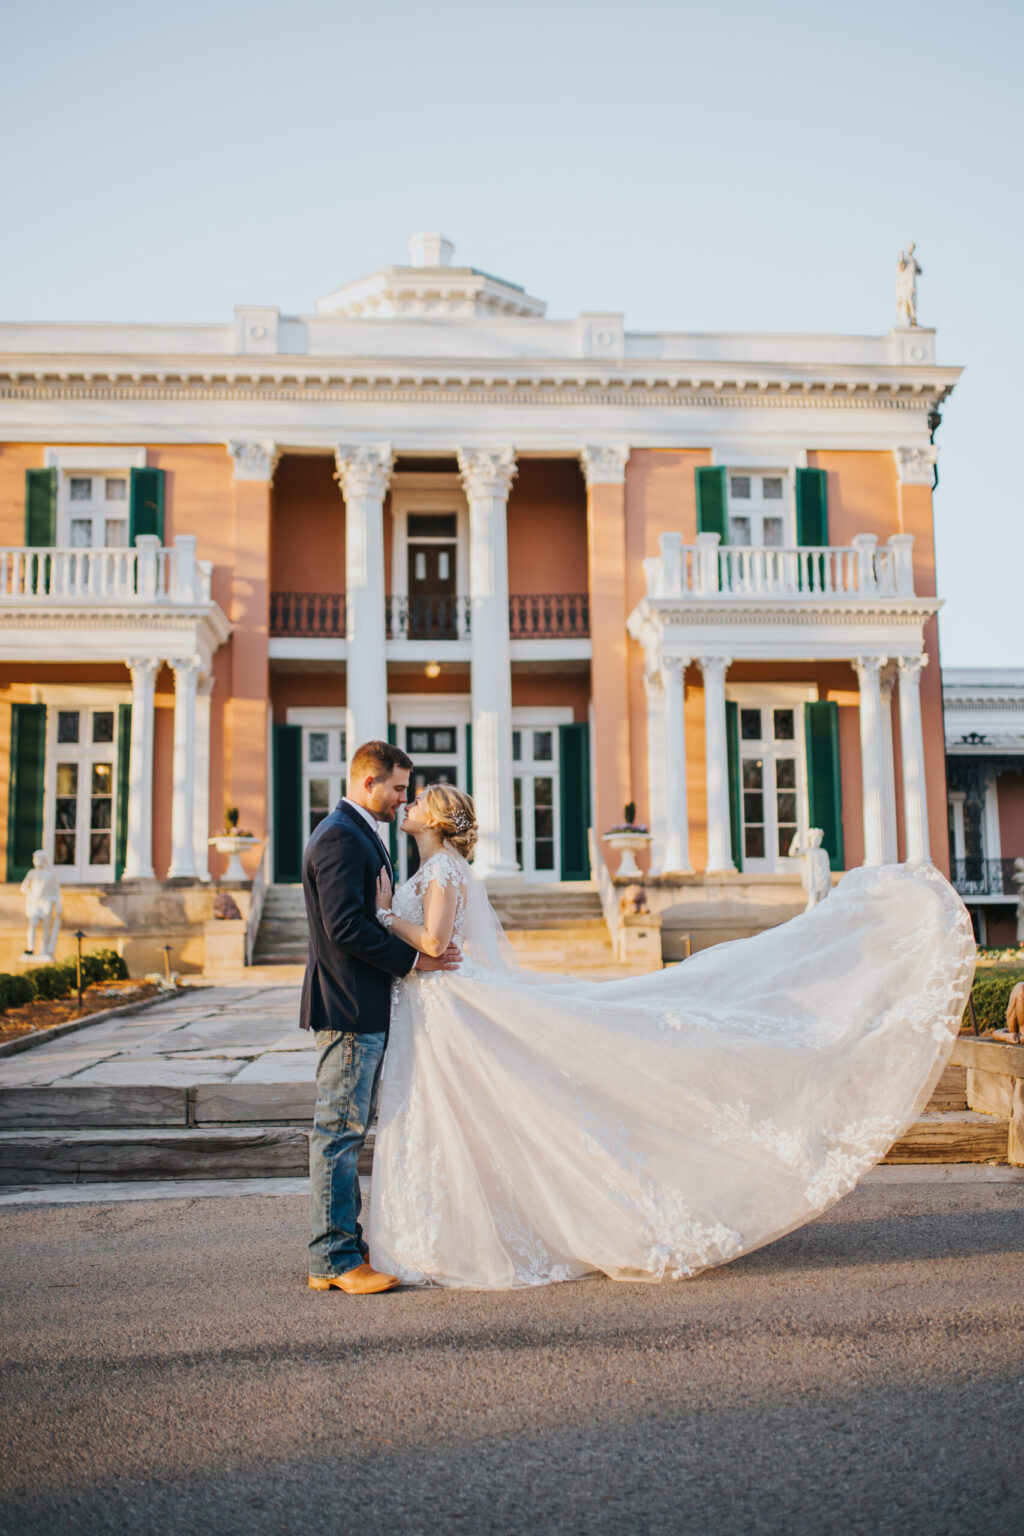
[61,473,129,548]
[728,473,789,548]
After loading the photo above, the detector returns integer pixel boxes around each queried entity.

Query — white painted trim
[286,707,348,726]
[269,638,348,662]
[710,445,808,470]
[34,683,131,704]
[724,683,814,875]
[511,706,574,725]
[389,483,469,604]
[44,446,147,471]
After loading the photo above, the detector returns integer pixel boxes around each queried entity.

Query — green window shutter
[558,722,591,881]
[695,465,729,544]
[725,699,742,871]
[114,704,132,881]
[7,703,46,882]
[795,467,829,546]
[129,467,165,544]
[272,724,303,883]
[464,722,473,797]
[804,701,845,871]
[24,468,57,546]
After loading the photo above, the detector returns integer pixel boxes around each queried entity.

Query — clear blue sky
[3,0,1020,666]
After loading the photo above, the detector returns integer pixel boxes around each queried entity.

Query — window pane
[308,777,330,809]
[70,519,92,548]
[742,758,763,789]
[54,833,76,864]
[91,763,112,796]
[740,709,761,742]
[773,709,795,741]
[533,731,553,762]
[414,552,427,581]
[90,797,112,829]
[512,730,521,762]
[57,710,80,744]
[339,731,347,764]
[438,551,450,581]
[776,757,796,788]
[777,826,795,858]
[730,476,751,499]
[729,516,752,546]
[408,729,430,753]
[69,477,91,501]
[308,732,328,763]
[743,792,764,823]
[763,517,784,547]
[105,477,127,501]
[535,841,555,871]
[90,832,112,864]
[776,792,797,823]
[92,711,114,744]
[56,762,79,795]
[534,777,553,807]
[431,729,455,753]
[104,519,128,548]
[762,477,783,500]
[534,808,554,839]
[744,826,765,859]
[56,797,77,830]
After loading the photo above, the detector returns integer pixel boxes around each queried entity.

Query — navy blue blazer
[299,801,417,1034]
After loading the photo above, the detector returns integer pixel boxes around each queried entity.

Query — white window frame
[286,708,348,842]
[388,694,472,882]
[44,447,147,550]
[512,706,572,883]
[725,469,795,549]
[725,683,816,874]
[44,698,124,883]
[389,477,469,626]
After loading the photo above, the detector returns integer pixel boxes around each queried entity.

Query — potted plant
[208,806,262,882]
[602,803,652,880]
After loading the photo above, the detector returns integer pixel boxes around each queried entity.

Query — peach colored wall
[997,768,1024,856]
[511,671,590,723]
[507,460,588,596]
[624,450,710,848]
[225,479,270,851]
[0,444,44,544]
[387,668,471,697]
[587,480,630,840]
[808,450,899,548]
[271,672,347,716]
[269,455,345,594]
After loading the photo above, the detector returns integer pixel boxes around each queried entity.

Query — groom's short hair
[349,739,414,784]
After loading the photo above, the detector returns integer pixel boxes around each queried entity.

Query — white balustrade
[0,536,211,605]
[646,532,915,601]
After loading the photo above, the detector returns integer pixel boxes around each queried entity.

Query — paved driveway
[1,1177,1022,1536]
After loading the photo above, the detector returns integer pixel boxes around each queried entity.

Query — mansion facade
[0,234,961,967]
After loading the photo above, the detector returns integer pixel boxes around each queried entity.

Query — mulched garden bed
[0,982,161,1046]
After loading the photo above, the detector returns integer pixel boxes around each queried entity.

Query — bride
[369,782,975,1289]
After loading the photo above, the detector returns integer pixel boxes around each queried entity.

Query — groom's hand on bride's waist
[415,942,462,973]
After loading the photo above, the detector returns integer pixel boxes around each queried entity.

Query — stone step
[0,1126,325,1185]
[882,1111,1009,1164]
[926,1063,968,1113]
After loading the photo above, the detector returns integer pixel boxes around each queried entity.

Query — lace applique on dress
[392,850,469,942]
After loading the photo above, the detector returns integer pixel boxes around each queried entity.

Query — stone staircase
[882,1061,1011,1163]
[251,881,645,979]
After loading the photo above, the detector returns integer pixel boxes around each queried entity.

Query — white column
[897,655,930,861]
[192,673,214,881]
[880,666,899,863]
[854,656,888,866]
[123,657,160,880]
[168,657,201,878]
[458,447,518,878]
[700,655,735,873]
[660,656,693,875]
[643,669,667,875]
[335,444,393,757]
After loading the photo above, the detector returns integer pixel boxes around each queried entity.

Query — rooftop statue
[896,242,922,328]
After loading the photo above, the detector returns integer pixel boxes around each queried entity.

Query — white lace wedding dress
[368,850,975,1289]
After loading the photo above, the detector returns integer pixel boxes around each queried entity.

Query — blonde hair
[421,783,478,860]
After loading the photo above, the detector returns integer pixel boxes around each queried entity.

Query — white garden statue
[788,828,832,912]
[895,242,921,328]
[20,849,62,959]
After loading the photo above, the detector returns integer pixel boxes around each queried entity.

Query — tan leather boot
[308,1263,398,1294]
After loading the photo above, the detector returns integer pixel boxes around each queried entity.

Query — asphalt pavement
[1,1179,1023,1536]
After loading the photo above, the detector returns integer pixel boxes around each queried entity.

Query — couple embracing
[301,739,975,1293]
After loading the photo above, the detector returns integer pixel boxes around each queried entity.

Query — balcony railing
[643,532,917,601]
[950,858,1022,899]
[269,592,591,641]
[509,592,589,638]
[0,537,212,605]
[270,591,347,637]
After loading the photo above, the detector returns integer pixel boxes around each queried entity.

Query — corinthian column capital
[227,440,278,482]
[580,444,630,486]
[334,443,394,500]
[457,447,517,501]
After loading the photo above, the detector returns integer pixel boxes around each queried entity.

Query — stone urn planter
[602,827,652,881]
[208,834,262,883]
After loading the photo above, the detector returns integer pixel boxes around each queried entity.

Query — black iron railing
[949,858,1021,898]
[386,594,470,640]
[270,591,346,637]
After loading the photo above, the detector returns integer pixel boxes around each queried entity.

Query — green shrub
[91,948,128,981]
[0,972,34,1014]
[23,965,71,1002]
[965,971,1024,1032]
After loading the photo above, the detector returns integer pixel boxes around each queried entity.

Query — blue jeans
[308,1029,386,1278]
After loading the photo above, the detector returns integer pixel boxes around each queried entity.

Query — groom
[301,738,459,1294]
